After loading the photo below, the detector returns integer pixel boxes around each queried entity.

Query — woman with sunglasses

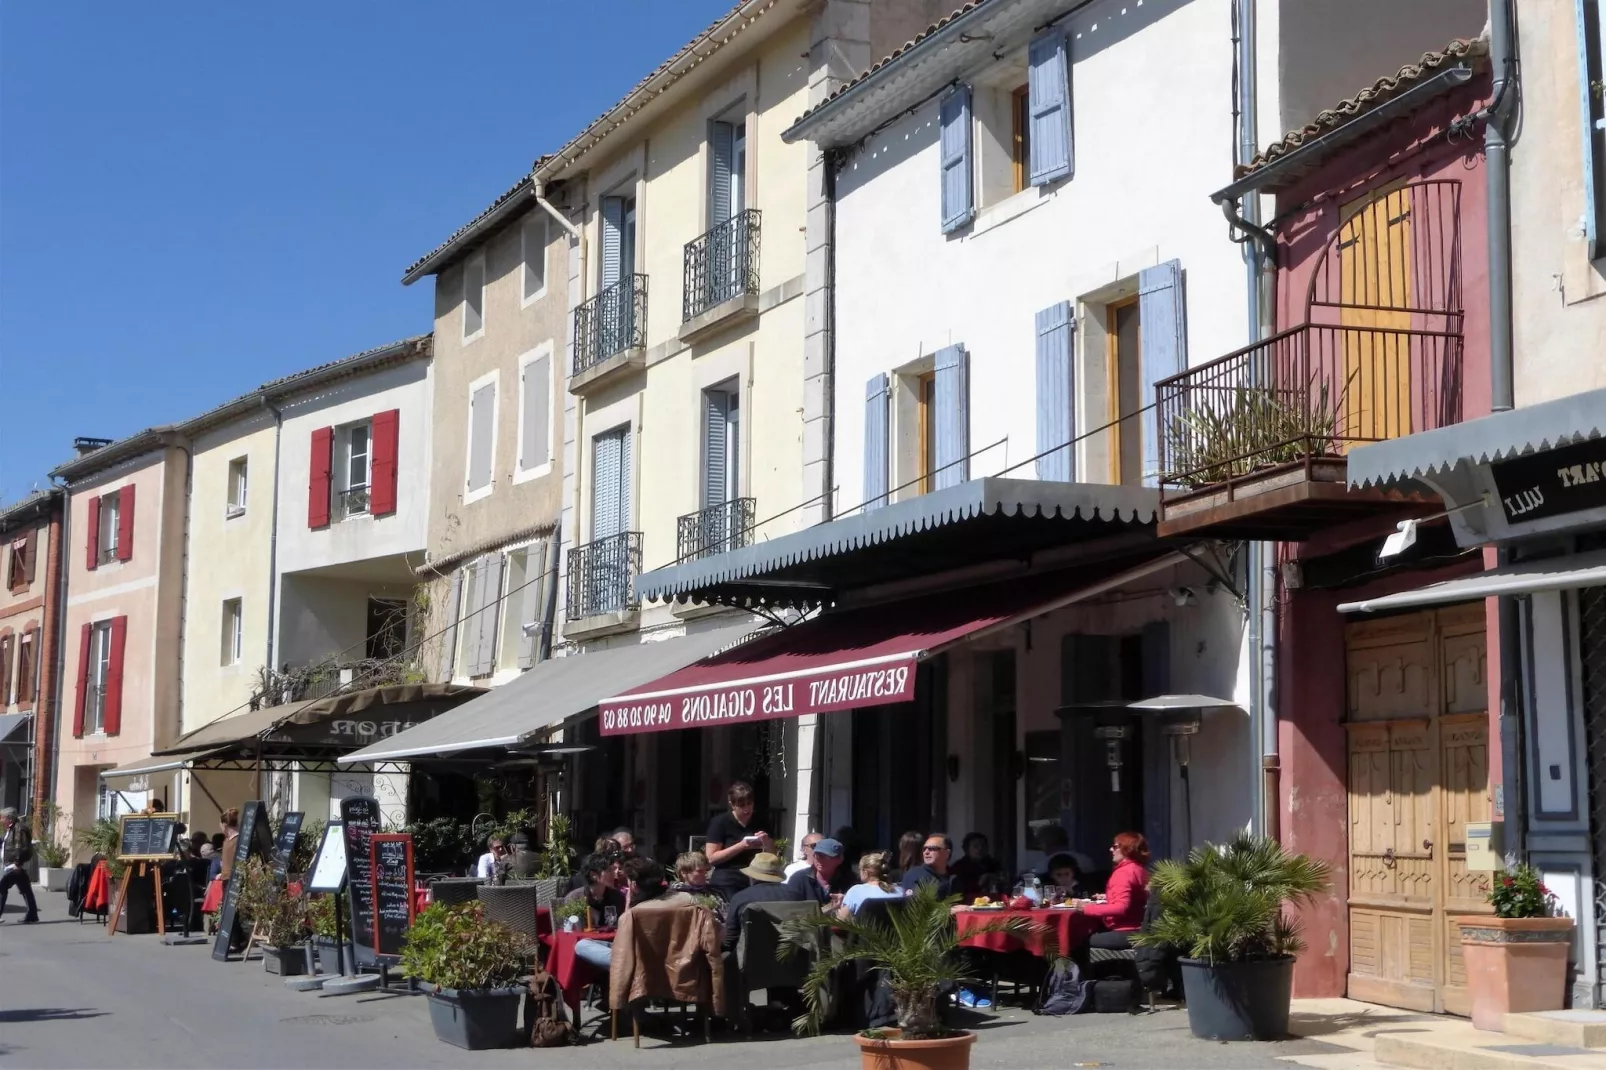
[1073,831,1151,952]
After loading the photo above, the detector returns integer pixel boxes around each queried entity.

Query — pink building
[0,489,64,834]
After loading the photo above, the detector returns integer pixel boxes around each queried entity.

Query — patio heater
[1126,695,1240,853]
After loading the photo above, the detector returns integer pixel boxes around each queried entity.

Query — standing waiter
[0,807,40,923]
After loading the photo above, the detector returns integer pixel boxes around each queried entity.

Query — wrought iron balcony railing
[566,531,642,620]
[676,498,755,563]
[683,209,761,322]
[1156,321,1464,491]
[573,274,648,376]
[338,485,370,520]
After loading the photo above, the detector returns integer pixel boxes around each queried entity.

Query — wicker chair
[429,877,482,907]
[476,882,543,958]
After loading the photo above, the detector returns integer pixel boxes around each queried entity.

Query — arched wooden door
[1345,604,1491,1015]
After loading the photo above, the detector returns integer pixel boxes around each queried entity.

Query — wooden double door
[1345,604,1492,1015]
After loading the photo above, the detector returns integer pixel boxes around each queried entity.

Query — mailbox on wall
[1464,821,1502,872]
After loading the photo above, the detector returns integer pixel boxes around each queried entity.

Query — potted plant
[235,858,312,975]
[1136,832,1330,1041]
[533,813,575,904]
[32,803,72,891]
[550,899,588,932]
[1458,861,1574,1031]
[306,893,344,975]
[780,882,1025,1070]
[400,901,525,1050]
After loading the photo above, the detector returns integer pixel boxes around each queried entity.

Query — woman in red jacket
[1075,830,1150,952]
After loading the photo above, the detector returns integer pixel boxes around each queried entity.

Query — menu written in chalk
[117,814,179,860]
[270,812,305,883]
[211,800,273,962]
[369,834,415,960]
[340,796,380,955]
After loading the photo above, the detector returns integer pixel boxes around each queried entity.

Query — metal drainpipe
[823,148,838,522]
[47,477,71,831]
[260,396,283,671]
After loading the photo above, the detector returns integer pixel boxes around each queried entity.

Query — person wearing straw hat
[720,852,807,953]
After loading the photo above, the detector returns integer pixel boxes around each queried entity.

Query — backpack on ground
[1034,959,1095,1016]
[528,967,575,1047]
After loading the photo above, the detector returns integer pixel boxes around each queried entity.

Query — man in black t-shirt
[899,833,961,898]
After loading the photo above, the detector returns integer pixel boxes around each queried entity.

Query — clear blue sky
[0,1,734,504]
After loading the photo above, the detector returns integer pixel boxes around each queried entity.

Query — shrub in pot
[1136,833,1330,1041]
[400,902,525,1050]
[781,883,1026,1070]
[1458,862,1574,1031]
[306,894,344,975]
[34,802,72,891]
[235,858,312,975]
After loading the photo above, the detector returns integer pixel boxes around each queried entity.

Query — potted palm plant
[1136,832,1329,1041]
[400,901,525,1050]
[1458,862,1574,1031]
[780,883,1025,1070]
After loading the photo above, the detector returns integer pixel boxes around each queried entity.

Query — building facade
[0,490,64,835]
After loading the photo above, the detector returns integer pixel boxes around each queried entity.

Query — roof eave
[47,428,187,483]
[0,489,63,532]
[401,179,535,285]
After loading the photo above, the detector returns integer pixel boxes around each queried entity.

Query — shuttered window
[1035,301,1077,481]
[469,553,504,678]
[462,253,485,339]
[939,86,974,233]
[1138,260,1188,488]
[592,427,632,539]
[1028,32,1073,186]
[438,570,464,680]
[600,196,626,288]
[933,344,970,490]
[467,380,496,496]
[86,496,100,571]
[308,426,333,528]
[519,353,551,475]
[115,485,135,561]
[864,373,890,511]
[702,386,740,510]
[370,409,399,515]
[15,630,35,706]
[708,120,735,225]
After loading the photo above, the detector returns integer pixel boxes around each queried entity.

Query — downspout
[260,396,284,671]
[1233,0,1280,840]
[822,149,839,522]
[174,442,193,756]
[47,479,72,834]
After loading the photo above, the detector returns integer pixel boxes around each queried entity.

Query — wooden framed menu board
[116,813,179,861]
[368,834,414,961]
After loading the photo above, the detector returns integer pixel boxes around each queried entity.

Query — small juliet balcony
[571,274,648,395]
[676,498,756,563]
[565,531,642,638]
[680,209,761,344]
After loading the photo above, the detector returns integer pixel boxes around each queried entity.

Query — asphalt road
[0,891,1354,1069]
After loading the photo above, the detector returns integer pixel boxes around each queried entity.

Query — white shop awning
[1338,549,1606,613]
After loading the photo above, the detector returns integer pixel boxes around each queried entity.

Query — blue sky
[0,1,735,504]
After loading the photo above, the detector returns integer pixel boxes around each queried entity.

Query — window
[221,599,243,666]
[87,621,113,733]
[702,384,741,509]
[0,634,11,706]
[365,598,407,661]
[521,214,546,305]
[454,562,482,675]
[227,457,248,516]
[496,541,549,672]
[465,373,498,501]
[1011,85,1030,193]
[517,349,552,479]
[336,421,372,519]
[600,195,637,288]
[1584,0,1606,260]
[1106,297,1143,486]
[917,372,937,494]
[591,426,632,539]
[462,252,486,341]
[98,492,120,563]
[709,117,746,223]
[454,555,504,678]
[6,537,26,592]
[15,631,35,706]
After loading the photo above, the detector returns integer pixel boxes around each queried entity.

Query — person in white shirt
[475,837,507,881]
[783,831,823,879]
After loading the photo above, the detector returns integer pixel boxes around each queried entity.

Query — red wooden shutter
[103,616,127,736]
[72,623,91,737]
[370,409,399,516]
[0,634,12,707]
[116,485,135,561]
[23,527,37,583]
[86,496,101,571]
[18,627,36,705]
[308,426,334,528]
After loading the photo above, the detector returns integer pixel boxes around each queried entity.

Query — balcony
[680,209,761,344]
[1156,322,1462,538]
[571,274,648,395]
[338,485,370,521]
[565,531,642,638]
[676,498,756,563]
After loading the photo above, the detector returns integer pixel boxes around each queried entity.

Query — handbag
[528,967,575,1047]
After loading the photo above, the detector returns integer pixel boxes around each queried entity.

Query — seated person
[899,834,961,898]
[475,837,507,881]
[1045,853,1085,899]
[574,859,667,973]
[721,853,806,954]
[783,837,845,905]
[1072,832,1151,952]
[949,833,1003,902]
[507,831,542,880]
[563,852,627,928]
[838,852,904,920]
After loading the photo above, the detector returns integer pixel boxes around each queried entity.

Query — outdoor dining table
[953,906,1104,958]
[542,928,617,1023]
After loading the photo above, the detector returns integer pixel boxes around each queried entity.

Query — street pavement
[0,891,1388,1070]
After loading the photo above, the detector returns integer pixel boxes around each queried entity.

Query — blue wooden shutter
[703,390,730,510]
[1035,301,1076,482]
[939,86,973,233]
[933,344,970,490]
[618,426,632,531]
[593,430,622,538]
[600,197,624,288]
[1028,32,1073,186]
[439,570,463,679]
[1138,260,1187,488]
[863,373,890,511]
[473,553,504,676]
[708,121,734,226]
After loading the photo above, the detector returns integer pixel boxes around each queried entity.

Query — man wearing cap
[785,836,847,903]
[782,831,822,879]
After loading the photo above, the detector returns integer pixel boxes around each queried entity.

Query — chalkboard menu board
[340,796,381,957]
[369,834,414,960]
[211,800,273,962]
[270,812,305,882]
[117,813,179,860]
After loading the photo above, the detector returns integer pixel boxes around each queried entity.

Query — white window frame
[520,213,547,307]
[98,492,120,564]
[226,456,248,518]
[514,343,555,484]
[463,369,500,505]
[87,619,113,734]
[462,251,486,344]
[336,420,373,521]
[221,598,244,666]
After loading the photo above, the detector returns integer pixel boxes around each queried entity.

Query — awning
[157,682,483,757]
[637,477,1158,607]
[601,553,1188,736]
[102,748,232,782]
[338,617,769,764]
[1338,549,1606,613]
[1347,388,1606,490]
[0,712,31,744]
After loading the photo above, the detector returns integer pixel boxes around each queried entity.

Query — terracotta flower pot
[1457,916,1575,1031]
[852,1029,975,1070]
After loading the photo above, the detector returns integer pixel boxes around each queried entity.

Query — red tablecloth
[541,929,616,1021]
[954,907,1103,958]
